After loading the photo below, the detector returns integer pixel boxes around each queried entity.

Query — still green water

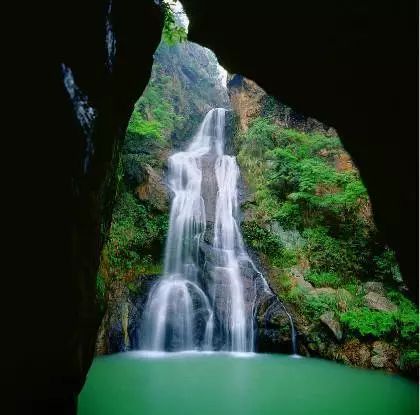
[78,352,418,415]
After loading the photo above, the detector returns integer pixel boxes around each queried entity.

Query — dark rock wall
[9,2,163,413]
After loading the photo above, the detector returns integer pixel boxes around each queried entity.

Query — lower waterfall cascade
[139,108,294,353]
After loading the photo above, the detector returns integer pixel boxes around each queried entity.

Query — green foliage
[96,272,106,310]
[235,111,417,370]
[276,201,301,229]
[400,350,419,370]
[162,2,187,46]
[241,117,280,157]
[374,248,402,282]
[127,111,163,141]
[303,227,362,279]
[339,290,418,363]
[340,308,396,337]
[280,280,338,320]
[105,192,168,280]
[304,292,338,319]
[241,221,297,268]
[387,291,419,341]
[236,116,400,284]
[242,221,282,254]
[305,271,341,288]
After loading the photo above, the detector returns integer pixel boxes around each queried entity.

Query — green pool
[78,352,418,415]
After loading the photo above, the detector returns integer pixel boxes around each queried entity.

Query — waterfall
[140,108,295,353]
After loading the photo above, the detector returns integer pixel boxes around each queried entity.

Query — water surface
[78,352,418,415]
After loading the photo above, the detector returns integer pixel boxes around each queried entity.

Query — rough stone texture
[341,339,372,368]
[320,311,342,341]
[363,281,385,296]
[136,165,169,212]
[152,41,230,150]
[364,291,398,312]
[95,275,160,355]
[228,77,266,132]
[371,341,399,371]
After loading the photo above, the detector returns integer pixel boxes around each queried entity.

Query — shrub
[374,248,402,283]
[275,200,302,228]
[242,221,282,255]
[127,111,163,141]
[104,192,168,280]
[400,350,419,370]
[242,221,298,268]
[387,291,419,341]
[340,308,396,337]
[302,292,337,319]
[162,2,187,46]
[305,271,341,288]
[234,114,417,360]
[303,227,360,278]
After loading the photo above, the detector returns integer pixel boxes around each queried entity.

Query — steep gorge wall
[11,3,164,412]
[95,39,229,355]
[228,75,418,376]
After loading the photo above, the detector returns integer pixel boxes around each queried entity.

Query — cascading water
[140,108,295,353]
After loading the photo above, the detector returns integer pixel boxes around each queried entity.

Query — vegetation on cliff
[230,77,418,375]
[96,10,228,318]
[95,6,417,375]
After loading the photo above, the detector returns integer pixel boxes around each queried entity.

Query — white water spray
[140,108,296,353]
[141,108,253,352]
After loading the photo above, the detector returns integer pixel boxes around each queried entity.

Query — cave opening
[80,1,418,414]
[12,0,417,413]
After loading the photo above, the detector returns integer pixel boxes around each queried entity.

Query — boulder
[256,297,295,353]
[320,311,342,341]
[363,291,397,312]
[292,276,314,292]
[363,281,385,295]
[371,341,399,370]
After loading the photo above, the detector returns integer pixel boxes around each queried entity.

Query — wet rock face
[96,275,160,354]
[255,296,295,353]
[195,120,293,353]
[197,239,293,352]
[201,153,219,225]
